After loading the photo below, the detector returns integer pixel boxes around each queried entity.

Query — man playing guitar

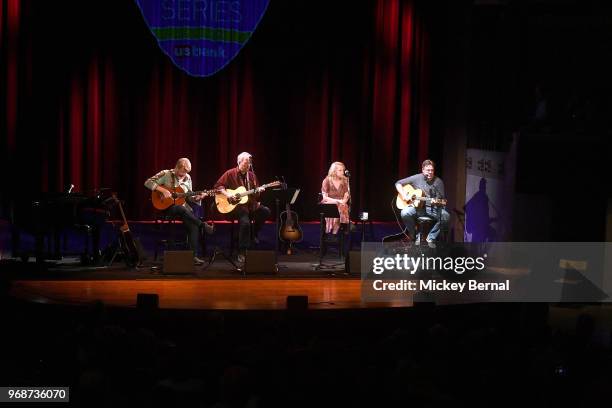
[145,158,213,265]
[395,159,450,243]
[214,152,271,263]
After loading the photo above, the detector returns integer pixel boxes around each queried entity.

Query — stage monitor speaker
[137,293,159,309]
[245,250,276,274]
[286,295,308,310]
[346,250,361,275]
[163,250,194,274]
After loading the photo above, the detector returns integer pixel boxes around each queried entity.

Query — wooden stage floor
[9,278,412,310]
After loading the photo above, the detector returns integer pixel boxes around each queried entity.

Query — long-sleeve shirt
[144,169,198,207]
[214,167,261,211]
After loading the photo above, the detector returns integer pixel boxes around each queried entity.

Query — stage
[1,224,412,311]
[8,277,411,311]
[0,219,405,309]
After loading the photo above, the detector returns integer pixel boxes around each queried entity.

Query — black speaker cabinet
[346,250,361,275]
[245,250,277,274]
[137,293,159,309]
[286,295,308,310]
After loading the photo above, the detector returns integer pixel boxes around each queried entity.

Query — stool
[154,213,188,261]
[321,223,347,258]
[416,216,435,244]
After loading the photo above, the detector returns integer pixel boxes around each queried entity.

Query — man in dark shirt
[214,152,271,262]
[395,159,450,242]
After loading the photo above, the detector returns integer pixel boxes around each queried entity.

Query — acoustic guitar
[151,186,217,210]
[279,203,303,254]
[112,193,141,267]
[396,184,447,210]
[215,181,281,214]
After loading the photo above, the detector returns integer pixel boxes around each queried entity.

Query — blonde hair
[327,161,346,180]
[175,158,191,172]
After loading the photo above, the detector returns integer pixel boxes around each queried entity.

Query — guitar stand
[202,246,243,275]
[106,236,141,269]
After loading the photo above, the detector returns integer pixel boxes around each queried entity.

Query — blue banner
[135,0,270,77]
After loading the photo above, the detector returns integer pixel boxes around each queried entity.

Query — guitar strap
[240,171,251,191]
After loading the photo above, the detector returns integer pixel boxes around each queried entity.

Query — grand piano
[10,189,114,264]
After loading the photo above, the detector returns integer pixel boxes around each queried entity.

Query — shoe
[236,254,245,263]
[203,222,215,235]
[194,256,205,265]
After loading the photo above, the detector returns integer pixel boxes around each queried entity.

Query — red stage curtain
[1,0,432,221]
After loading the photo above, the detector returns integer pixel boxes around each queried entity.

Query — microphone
[344,169,351,177]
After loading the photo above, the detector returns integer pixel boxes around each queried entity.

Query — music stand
[315,203,346,272]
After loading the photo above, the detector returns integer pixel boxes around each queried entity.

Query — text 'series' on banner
[136,0,270,77]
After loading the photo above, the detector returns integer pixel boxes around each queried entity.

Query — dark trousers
[236,205,271,250]
[165,204,202,255]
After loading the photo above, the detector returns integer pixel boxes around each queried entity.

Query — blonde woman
[321,162,350,234]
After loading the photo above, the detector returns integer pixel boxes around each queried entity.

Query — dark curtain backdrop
[1,0,435,221]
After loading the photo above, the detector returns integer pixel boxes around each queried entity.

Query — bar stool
[416,216,435,244]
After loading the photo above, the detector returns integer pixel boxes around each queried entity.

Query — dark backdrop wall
[1,0,449,221]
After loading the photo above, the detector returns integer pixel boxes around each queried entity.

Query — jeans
[165,204,202,255]
[235,205,271,251]
[400,206,450,241]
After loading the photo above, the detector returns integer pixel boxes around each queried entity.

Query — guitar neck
[242,183,274,197]
[115,197,130,230]
[422,197,446,205]
[177,189,214,197]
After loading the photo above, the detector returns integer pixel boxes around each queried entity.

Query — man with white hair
[145,158,213,265]
[215,152,271,263]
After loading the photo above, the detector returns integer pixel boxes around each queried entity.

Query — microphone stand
[345,172,352,254]
[430,184,443,241]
